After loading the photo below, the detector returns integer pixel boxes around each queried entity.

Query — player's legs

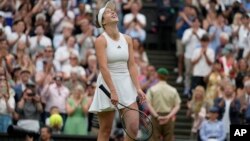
[120,102,139,141]
[97,110,115,141]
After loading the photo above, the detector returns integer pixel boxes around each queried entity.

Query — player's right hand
[111,93,118,106]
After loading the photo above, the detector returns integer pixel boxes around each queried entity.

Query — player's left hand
[137,89,146,104]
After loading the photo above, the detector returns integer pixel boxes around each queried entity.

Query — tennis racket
[99,84,153,141]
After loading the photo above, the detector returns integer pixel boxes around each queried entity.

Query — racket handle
[99,85,111,99]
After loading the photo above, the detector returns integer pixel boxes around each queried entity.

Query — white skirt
[89,72,137,113]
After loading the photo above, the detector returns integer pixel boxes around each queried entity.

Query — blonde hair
[190,86,206,115]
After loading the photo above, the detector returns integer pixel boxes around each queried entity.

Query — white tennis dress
[89,32,137,113]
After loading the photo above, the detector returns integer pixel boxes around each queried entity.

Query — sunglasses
[70,57,77,60]
[45,50,53,52]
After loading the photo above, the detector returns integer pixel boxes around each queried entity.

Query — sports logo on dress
[117,45,121,48]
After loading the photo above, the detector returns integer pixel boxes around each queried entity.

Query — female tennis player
[88,1,146,141]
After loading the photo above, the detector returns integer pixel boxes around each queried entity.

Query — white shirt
[0,95,15,116]
[123,13,146,27]
[53,34,79,50]
[30,35,52,53]
[7,32,29,54]
[54,46,79,70]
[51,9,75,34]
[182,28,207,59]
[192,47,215,77]
[238,25,249,49]
[222,99,232,134]
[62,65,86,78]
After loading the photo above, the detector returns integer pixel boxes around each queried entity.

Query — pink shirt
[41,83,69,113]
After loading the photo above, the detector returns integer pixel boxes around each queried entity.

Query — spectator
[29,24,52,56]
[39,126,54,141]
[64,85,89,135]
[239,80,250,123]
[16,87,43,132]
[147,68,181,141]
[75,3,92,27]
[205,61,223,108]
[13,69,33,102]
[182,17,207,94]
[191,34,215,94]
[235,59,248,94]
[214,82,241,140]
[132,38,148,64]
[237,14,249,59]
[199,106,226,141]
[62,53,86,81]
[175,5,195,86]
[209,13,232,52]
[7,19,30,54]
[123,1,146,42]
[140,65,158,92]
[231,13,242,50]
[41,72,69,128]
[35,46,55,73]
[202,10,217,31]
[53,22,77,50]
[0,72,15,133]
[51,0,75,34]
[64,68,84,89]
[75,19,95,62]
[187,86,208,140]
[85,55,98,84]
[54,36,79,72]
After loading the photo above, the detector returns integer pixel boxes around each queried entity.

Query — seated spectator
[45,106,63,134]
[41,72,69,129]
[35,46,55,73]
[64,85,89,135]
[199,106,226,141]
[140,65,158,92]
[16,88,43,132]
[54,36,79,72]
[187,86,208,140]
[0,72,15,133]
[29,24,52,56]
[123,1,146,42]
[62,53,86,81]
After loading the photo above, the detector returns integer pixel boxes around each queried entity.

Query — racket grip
[99,85,111,99]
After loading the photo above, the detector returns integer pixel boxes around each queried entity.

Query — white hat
[97,0,116,28]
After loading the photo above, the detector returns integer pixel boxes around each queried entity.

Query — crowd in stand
[0,0,150,139]
[174,0,250,141]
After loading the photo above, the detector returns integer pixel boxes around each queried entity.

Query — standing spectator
[35,46,55,73]
[132,38,149,65]
[202,10,217,31]
[41,72,69,128]
[0,72,15,133]
[146,68,181,141]
[205,61,223,108]
[199,106,226,141]
[51,0,75,34]
[64,69,84,90]
[191,34,215,93]
[123,1,146,42]
[13,69,33,102]
[76,19,95,62]
[231,13,242,50]
[187,86,208,140]
[64,85,89,135]
[62,53,86,81]
[85,55,98,84]
[16,88,43,132]
[239,80,250,123]
[208,13,232,53]
[182,17,207,95]
[237,14,249,59]
[175,5,195,85]
[214,82,241,140]
[235,59,248,95]
[29,24,52,56]
[54,36,79,72]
